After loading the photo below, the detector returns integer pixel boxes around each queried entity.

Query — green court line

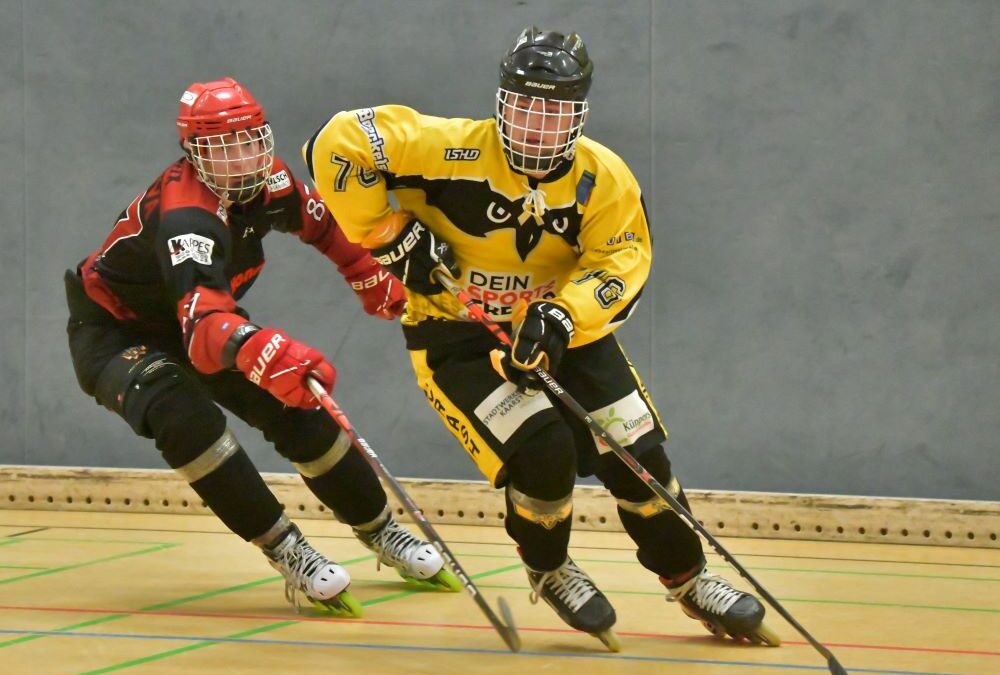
[0,554,375,649]
[0,543,176,586]
[0,565,47,570]
[77,621,301,675]
[70,562,523,674]
[22,536,176,546]
[0,536,178,579]
[455,552,1000,583]
[360,562,523,607]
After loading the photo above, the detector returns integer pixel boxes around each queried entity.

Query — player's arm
[155,207,335,408]
[302,105,460,294]
[553,173,652,344]
[301,106,405,243]
[265,159,404,318]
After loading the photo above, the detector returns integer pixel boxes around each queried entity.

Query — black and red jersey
[77,155,369,367]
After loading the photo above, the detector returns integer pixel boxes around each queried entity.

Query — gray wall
[1,0,996,499]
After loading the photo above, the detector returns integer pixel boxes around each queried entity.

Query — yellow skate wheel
[399,566,462,592]
[311,590,363,618]
[747,621,782,647]
[430,567,462,592]
[595,628,621,652]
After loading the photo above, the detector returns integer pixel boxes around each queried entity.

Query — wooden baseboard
[1,465,996,548]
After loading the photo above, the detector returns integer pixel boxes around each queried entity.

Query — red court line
[1,603,996,658]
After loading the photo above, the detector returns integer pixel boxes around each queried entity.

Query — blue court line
[0,629,974,675]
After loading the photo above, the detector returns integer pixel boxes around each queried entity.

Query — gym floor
[1,509,997,675]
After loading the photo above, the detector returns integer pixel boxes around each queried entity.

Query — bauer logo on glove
[492,300,574,394]
[338,255,406,319]
[364,212,460,296]
[246,331,286,385]
[235,327,336,408]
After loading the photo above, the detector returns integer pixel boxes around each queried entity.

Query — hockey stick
[433,271,848,675]
[306,378,522,652]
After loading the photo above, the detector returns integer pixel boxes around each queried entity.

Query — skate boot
[264,524,362,617]
[662,568,780,646]
[354,514,461,592]
[526,556,620,652]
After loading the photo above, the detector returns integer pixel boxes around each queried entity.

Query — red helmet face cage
[176,78,274,204]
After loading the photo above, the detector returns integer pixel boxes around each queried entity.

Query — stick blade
[828,655,849,675]
[497,596,521,652]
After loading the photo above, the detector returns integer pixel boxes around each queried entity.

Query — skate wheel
[399,567,462,592]
[747,622,781,647]
[701,619,724,638]
[311,589,363,618]
[594,629,621,653]
[430,567,463,592]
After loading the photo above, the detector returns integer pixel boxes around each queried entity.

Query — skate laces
[683,571,743,616]
[529,558,597,613]
[361,518,422,572]
[268,534,333,611]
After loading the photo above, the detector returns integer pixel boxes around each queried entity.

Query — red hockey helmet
[176,77,274,204]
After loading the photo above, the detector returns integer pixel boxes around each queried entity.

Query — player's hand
[492,301,574,394]
[340,255,406,319]
[366,214,460,296]
[235,328,336,408]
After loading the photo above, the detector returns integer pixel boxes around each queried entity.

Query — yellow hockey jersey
[303,105,651,348]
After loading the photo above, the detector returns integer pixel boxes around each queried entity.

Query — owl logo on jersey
[390,173,583,261]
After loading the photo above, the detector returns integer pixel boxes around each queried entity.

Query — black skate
[662,569,780,646]
[526,556,620,651]
[264,524,362,618]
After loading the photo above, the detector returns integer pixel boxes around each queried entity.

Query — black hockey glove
[494,301,575,394]
[369,216,459,296]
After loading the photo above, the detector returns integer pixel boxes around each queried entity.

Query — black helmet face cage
[495,89,589,175]
[188,123,275,204]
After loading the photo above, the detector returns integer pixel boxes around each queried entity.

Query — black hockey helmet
[495,27,593,175]
[499,27,593,101]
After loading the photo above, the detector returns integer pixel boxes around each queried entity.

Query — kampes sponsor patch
[167,233,215,266]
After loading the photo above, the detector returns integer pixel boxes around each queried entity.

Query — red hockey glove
[339,255,406,319]
[235,328,336,408]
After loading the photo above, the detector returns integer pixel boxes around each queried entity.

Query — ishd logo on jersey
[167,233,214,266]
[463,269,557,317]
[444,148,480,161]
[590,391,655,452]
